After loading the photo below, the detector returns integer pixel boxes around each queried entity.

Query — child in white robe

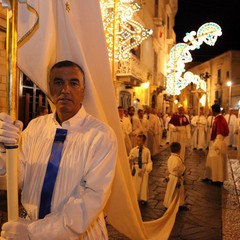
[129,134,152,205]
[163,142,188,210]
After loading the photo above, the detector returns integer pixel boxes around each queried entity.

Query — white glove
[0,112,23,146]
[1,218,31,239]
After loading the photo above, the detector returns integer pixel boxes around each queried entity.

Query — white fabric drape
[17,1,180,239]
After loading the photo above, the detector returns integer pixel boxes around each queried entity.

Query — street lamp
[227,81,232,108]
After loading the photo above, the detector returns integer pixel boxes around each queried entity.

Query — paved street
[107,144,240,240]
[1,144,240,239]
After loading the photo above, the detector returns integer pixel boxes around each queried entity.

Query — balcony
[115,54,152,86]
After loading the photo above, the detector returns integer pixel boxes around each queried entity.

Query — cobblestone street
[107,144,240,240]
[1,144,240,239]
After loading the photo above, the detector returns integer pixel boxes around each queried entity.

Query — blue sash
[38,128,68,219]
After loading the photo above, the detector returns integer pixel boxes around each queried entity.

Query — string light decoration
[100,0,153,61]
[166,22,222,95]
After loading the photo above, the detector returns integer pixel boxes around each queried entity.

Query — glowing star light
[100,0,153,61]
[166,22,222,95]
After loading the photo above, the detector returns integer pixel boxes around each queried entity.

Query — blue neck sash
[38,128,68,219]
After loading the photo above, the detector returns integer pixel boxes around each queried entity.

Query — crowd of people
[118,101,235,208]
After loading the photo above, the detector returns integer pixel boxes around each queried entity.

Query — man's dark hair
[211,104,221,113]
[128,106,134,112]
[137,134,147,142]
[170,142,181,153]
[50,60,85,83]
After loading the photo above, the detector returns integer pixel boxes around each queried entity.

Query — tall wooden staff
[5,0,19,222]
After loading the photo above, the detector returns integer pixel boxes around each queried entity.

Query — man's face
[178,107,184,115]
[138,110,143,118]
[118,108,124,118]
[49,66,85,119]
[136,137,144,147]
[128,107,135,116]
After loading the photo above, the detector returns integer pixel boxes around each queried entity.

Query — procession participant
[144,106,159,156]
[137,109,149,146]
[206,110,215,150]
[128,106,142,147]
[129,134,152,205]
[118,106,132,155]
[224,108,237,148]
[163,142,187,210]
[168,105,191,161]
[191,107,207,150]
[0,60,118,239]
[203,104,229,183]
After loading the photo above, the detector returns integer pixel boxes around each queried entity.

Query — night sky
[174,0,240,62]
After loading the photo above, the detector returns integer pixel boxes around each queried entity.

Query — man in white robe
[137,109,149,146]
[0,61,118,239]
[118,106,132,155]
[169,106,191,161]
[206,111,215,150]
[191,108,207,150]
[145,106,159,156]
[224,109,237,148]
[164,113,172,144]
[128,106,142,148]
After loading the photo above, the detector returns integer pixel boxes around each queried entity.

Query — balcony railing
[115,54,152,85]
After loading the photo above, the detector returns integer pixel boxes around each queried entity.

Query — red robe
[211,114,229,140]
[169,114,189,126]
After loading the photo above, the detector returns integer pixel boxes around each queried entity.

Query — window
[19,73,50,128]
[217,69,221,83]
[154,0,159,17]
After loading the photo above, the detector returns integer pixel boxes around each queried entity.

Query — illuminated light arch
[100,0,153,61]
[166,22,222,95]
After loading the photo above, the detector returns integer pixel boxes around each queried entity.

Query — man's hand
[0,112,23,145]
[1,218,31,240]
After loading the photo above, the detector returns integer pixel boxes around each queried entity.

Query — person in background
[164,112,172,144]
[128,106,142,148]
[129,134,152,205]
[163,142,187,210]
[206,110,215,150]
[191,107,207,150]
[144,106,159,157]
[169,105,191,161]
[224,108,237,148]
[203,104,229,184]
[118,106,132,155]
[0,60,118,239]
[137,109,149,146]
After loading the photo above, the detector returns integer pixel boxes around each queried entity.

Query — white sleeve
[27,130,118,239]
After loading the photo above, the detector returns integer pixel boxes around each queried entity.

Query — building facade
[113,0,178,113]
[180,50,240,115]
[0,1,178,125]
